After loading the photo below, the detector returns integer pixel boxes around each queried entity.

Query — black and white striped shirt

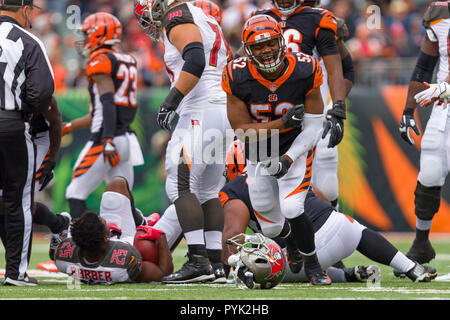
[0,15,54,114]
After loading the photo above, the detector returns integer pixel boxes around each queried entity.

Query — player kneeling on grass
[53,177,173,284]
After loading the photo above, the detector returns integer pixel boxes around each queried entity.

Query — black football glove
[399,107,420,145]
[322,100,346,148]
[157,87,184,131]
[281,104,305,129]
[265,155,292,179]
[38,160,56,191]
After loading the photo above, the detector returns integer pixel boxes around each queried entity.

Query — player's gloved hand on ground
[108,222,122,239]
[414,82,450,107]
[281,104,305,129]
[157,87,184,131]
[62,122,73,136]
[399,108,420,145]
[102,138,121,167]
[146,213,160,227]
[322,100,346,148]
[265,155,292,179]
[135,225,165,241]
[38,160,56,191]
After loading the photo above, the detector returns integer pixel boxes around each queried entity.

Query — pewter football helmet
[227,233,287,289]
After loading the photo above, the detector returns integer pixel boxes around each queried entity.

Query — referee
[0,0,54,286]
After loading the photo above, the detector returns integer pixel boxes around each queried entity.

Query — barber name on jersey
[423,1,450,83]
[55,238,142,284]
[252,6,337,56]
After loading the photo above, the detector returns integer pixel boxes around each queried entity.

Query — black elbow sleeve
[181,42,206,78]
[341,54,355,83]
[411,50,438,83]
[100,92,116,139]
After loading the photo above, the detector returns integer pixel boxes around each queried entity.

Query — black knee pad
[414,182,441,221]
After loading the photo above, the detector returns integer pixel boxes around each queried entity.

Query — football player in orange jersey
[64,13,143,220]
[223,14,331,285]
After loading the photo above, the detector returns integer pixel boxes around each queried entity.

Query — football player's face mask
[272,0,303,15]
[242,15,286,73]
[226,233,287,289]
[134,0,176,42]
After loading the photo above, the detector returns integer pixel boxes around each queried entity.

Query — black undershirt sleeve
[316,29,340,57]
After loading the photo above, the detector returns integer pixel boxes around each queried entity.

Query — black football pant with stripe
[0,122,35,281]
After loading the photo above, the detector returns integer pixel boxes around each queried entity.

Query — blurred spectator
[22,0,437,88]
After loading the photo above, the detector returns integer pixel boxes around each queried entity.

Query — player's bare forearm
[323,54,346,102]
[70,113,92,131]
[42,97,62,162]
[174,71,200,96]
[222,200,250,265]
[227,94,285,140]
[156,234,174,276]
[405,81,428,110]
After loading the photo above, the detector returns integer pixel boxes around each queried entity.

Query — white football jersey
[162,2,229,116]
[423,1,450,84]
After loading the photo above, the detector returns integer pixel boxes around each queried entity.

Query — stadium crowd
[30,0,436,92]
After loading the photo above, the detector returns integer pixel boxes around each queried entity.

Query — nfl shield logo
[270,84,277,92]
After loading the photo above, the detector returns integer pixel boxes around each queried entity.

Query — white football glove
[414,82,450,107]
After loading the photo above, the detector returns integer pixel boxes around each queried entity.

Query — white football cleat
[435,272,450,282]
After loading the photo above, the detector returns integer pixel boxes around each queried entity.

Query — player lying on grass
[155,141,438,285]
[52,176,172,285]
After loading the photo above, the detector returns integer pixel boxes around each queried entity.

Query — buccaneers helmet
[191,0,223,25]
[134,0,177,41]
[80,12,122,56]
[272,0,303,15]
[224,140,246,182]
[242,14,286,73]
[227,233,287,289]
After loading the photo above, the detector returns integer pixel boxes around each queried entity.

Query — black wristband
[100,92,116,139]
[403,108,414,115]
[162,87,185,111]
[182,41,206,78]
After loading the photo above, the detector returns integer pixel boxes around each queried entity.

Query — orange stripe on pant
[72,144,104,179]
[284,148,315,199]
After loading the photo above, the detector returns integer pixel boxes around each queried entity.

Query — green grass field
[1,233,450,301]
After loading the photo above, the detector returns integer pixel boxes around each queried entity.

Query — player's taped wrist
[181,41,206,78]
[100,92,116,139]
[161,87,185,111]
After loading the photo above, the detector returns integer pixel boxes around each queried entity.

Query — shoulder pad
[221,57,250,95]
[291,52,323,92]
[162,3,195,35]
[335,17,349,40]
[318,9,338,34]
[423,1,450,28]
[86,51,112,78]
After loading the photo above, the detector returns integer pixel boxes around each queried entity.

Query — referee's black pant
[0,119,35,281]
